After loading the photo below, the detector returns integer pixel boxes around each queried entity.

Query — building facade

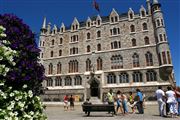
[39,0,175,102]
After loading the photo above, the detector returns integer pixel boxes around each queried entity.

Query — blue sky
[0,0,179,86]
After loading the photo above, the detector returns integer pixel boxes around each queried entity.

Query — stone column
[142,70,147,83]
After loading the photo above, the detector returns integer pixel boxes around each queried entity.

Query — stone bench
[82,104,115,116]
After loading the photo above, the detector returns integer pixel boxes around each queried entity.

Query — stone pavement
[44,102,180,120]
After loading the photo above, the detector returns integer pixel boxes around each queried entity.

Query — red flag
[93,0,100,12]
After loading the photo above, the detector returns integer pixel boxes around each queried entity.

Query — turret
[146,0,151,15]
[151,0,173,81]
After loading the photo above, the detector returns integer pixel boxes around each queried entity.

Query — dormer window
[130,13,133,19]
[111,17,114,23]
[141,11,145,17]
[88,22,90,27]
[61,28,64,32]
[110,9,119,23]
[115,16,118,22]
[97,20,101,25]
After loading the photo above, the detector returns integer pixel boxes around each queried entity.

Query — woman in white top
[166,86,178,118]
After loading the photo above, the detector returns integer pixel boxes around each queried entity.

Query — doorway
[90,79,99,97]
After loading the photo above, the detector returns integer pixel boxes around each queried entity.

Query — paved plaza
[45,102,179,120]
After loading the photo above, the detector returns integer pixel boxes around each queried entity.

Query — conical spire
[42,17,46,29]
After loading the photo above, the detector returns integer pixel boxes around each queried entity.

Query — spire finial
[42,17,46,29]
[153,0,159,4]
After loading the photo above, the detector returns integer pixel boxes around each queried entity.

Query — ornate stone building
[39,0,175,101]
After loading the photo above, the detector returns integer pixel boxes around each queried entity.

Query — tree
[0,14,45,95]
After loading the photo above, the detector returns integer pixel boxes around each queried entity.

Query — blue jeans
[122,100,128,113]
[136,101,144,114]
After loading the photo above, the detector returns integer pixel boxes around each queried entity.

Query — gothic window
[42,41,45,46]
[97,20,101,25]
[69,60,78,73]
[61,27,64,32]
[145,52,153,66]
[51,39,55,45]
[71,35,78,42]
[158,53,162,65]
[118,41,121,48]
[132,71,143,82]
[41,53,43,58]
[59,50,62,56]
[65,76,72,86]
[111,17,114,23]
[86,59,91,71]
[76,25,78,30]
[162,51,167,64]
[129,13,133,19]
[97,57,102,70]
[107,73,116,84]
[141,11,145,17]
[110,28,120,36]
[132,38,137,46]
[159,34,163,41]
[97,44,101,51]
[157,19,160,27]
[142,23,148,30]
[57,62,61,74]
[60,38,63,44]
[117,28,120,34]
[111,55,123,69]
[87,32,91,39]
[50,51,53,57]
[55,77,62,86]
[87,22,90,27]
[146,70,157,82]
[48,63,53,75]
[74,76,82,85]
[130,25,135,32]
[97,31,101,38]
[132,53,140,67]
[144,36,150,45]
[119,72,129,83]
[163,34,167,41]
[161,19,164,26]
[46,78,53,87]
[167,51,171,64]
[115,16,118,22]
[87,45,91,52]
[113,28,117,35]
[70,47,78,55]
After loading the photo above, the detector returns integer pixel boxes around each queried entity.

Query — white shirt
[166,90,176,103]
[156,89,165,101]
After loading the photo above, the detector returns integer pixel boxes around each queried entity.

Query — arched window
[146,70,157,82]
[50,51,53,57]
[141,10,145,17]
[97,31,101,38]
[57,62,61,74]
[60,38,63,44]
[86,59,91,71]
[97,44,101,51]
[144,36,150,45]
[87,32,91,39]
[130,25,135,32]
[113,28,117,35]
[119,72,129,83]
[111,17,114,23]
[162,51,167,64]
[145,52,153,66]
[159,34,163,42]
[87,22,90,27]
[55,77,62,86]
[46,78,53,87]
[167,51,171,64]
[59,50,62,56]
[157,19,160,27]
[107,73,116,84]
[52,39,55,45]
[48,63,53,75]
[129,13,133,19]
[87,45,91,52]
[74,76,82,85]
[97,57,102,70]
[117,28,120,34]
[115,16,118,22]
[97,20,101,25]
[132,38,136,46]
[132,53,139,67]
[132,71,143,82]
[142,23,148,30]
[69,60,78,73]
[111,55,123,69]
[163,34,167,41]
[64,76,72,86]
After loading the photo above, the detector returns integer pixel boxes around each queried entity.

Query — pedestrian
[121,92,128,114]
[155,86,166,117]
[128,91,135,113]
[69,95,75,110]
[166,86,178,118]
[63,95,69,111]
[116,90,124,115]
[107,89,116,115]
[83,98,92,114]
[135,89,144,114]
[174,86,180,116]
